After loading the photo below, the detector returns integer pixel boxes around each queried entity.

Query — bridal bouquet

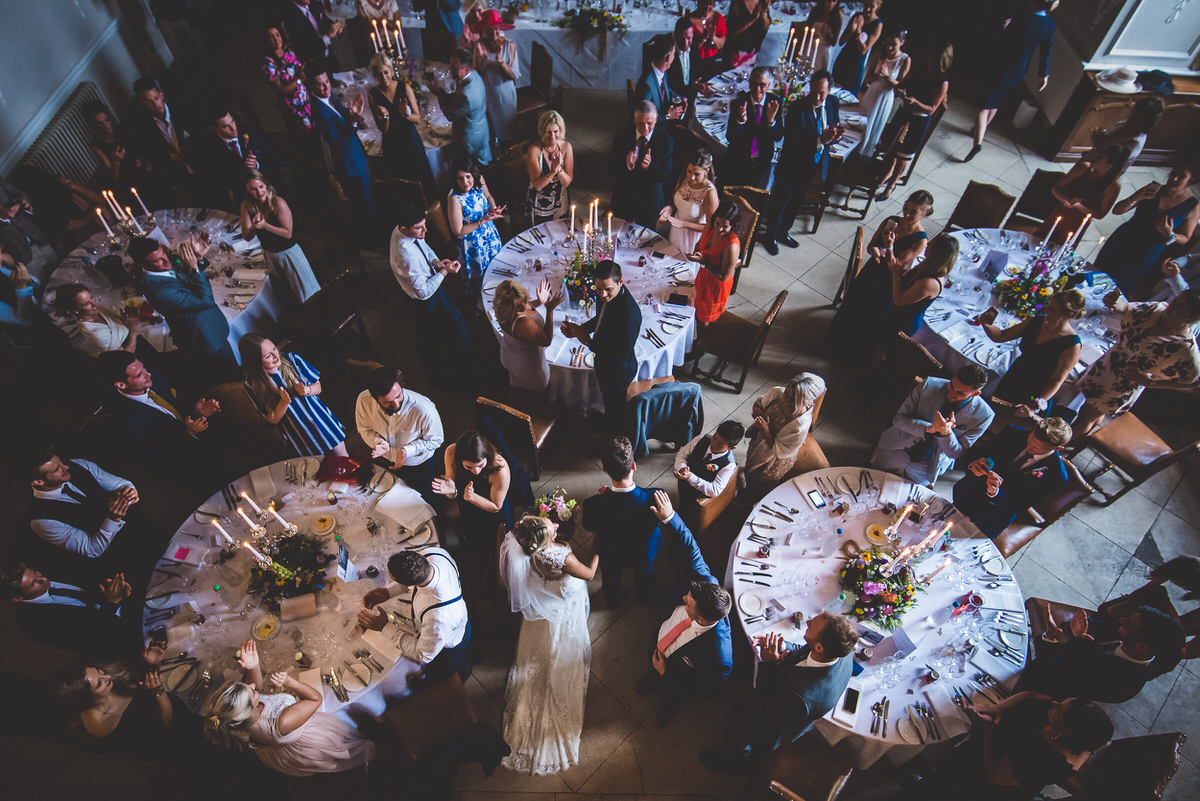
[839,547,922,631]
[534,487,578,539]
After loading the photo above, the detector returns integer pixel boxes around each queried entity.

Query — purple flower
[882,605,895,615]
[863,581,886,595]
[866,609,877,618]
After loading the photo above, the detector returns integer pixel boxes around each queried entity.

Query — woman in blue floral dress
[448,156,504,303]
[262,26,311,130]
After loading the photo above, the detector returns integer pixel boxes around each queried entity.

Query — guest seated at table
[953,417,1072,540]
[1086,97,1162,176]
[525,110,574,225]
[660,150,718,255]
[355,366,445,501]
[473,11,520,143]
[52,283,148,359]
[261,25,312,131]
[826,190,932,364]
[186,106,277,211]
[448,156,504,303]
[127,235,238,384]
[880,231,957,344]
[1019,606,1185,703]
[309,71,375,220]
[435,48,493,166]
[239,334,347,458]
[944,694,1114,801]
[0,261,36,329]
[493,277,560,393]
[873,364,994,487]
[806,0,845,72]
[389,202,476,386]
[723,68,784,190]
[366,52,436,198]
[687,199,742,327]
[609,101,676,230]
[701,612,858,774]
[239,170,320,311]
[434,430,513,559]
[1,558,140,657]
[743,372,826,496]
[876,43,952,201]
[204,640,376,775]
[1071,287,1200,443]
[636,34,687,120]
[724,0,771,66]
[1034,145,1127,247]
[0,181,56,287]
[674,419,744,503]
[688,0,727,78]
[358,548,473,687]
[1092,162,1200,299]
[1100,555,1200,659]
[977,288,1084,410]
[858,25,911,158]
[561,260,642,434]
[832,0,884,96]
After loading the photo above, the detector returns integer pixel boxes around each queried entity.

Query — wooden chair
[1002,169,1062,235]
[993,459,1095,557]
[896,101,947,188]
[753,735,855,801]
[879,331,948,398]
[829,118,909,220]
[1078,412,1200,506]
[1060,732,1188,801]
[514,42,560,125]
[833,225,866,307]
[681,466,740,540]
[424,198,455,258]
[944,181,1017,232]
[484,140,532,235]
[725,185,770,292]
[783,388,831,478]
[383,674,478,761]
[690,289,787,393]
[726,190,760,295]
[476,395,560,480]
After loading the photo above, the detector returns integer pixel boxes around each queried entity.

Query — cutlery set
[323,669,349,702]
[743,608,776,625]
[973,672,1010,698]
[283,460,310,485]
[870,698,890,736]
[758,504,793,522]
[642,328,665,347]
[189,670,212,705]
[568,346,592,367]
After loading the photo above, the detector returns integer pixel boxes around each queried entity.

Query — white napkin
[925,684,970,738]
[249,466,276,502]
[939,319,979,347]
[362,629,405,665]
[232,268,268,281]
[1079,343,1104,366]
[374,483,436,531]
[298,667,324,694]
[983,589,1025,613]
[972,646,1022,679]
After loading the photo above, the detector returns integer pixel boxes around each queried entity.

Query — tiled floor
[1,83,1198,800]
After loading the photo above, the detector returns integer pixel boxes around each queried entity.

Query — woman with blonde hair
[744,372,827,491]
[660,150,719,255]
[498,515,598,774]
[239,169,320,310]
[525,110,574,224]
[493,277,561,392]
[238,334,347,457]
[367,52,435,196]
[204,639,375,775]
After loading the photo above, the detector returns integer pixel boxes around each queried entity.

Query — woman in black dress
[977,288,1084,412]
[366,52,436,200]
[433,430,513,559]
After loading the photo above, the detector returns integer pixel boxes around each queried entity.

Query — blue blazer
[311,97,370,179]
[138,266,230,358]
[439,71,492,166]
[777,95,840,183]
[635,68,679,117]
[582,485,661,569]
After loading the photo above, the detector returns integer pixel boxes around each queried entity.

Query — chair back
[689,465,739,540]
[756,736,855,801]
[750,289,788,366]
[898,99,947,186]
[793,388,831,474]
[424,199,455,256]
[530,41,553,100]
[627,375,676,402]
[384,674,478,761]
[475,408,535,512]
[726,190,760,291]
[1064,732,1189,801]
[475,395,536,455]
[881,331,947,395]
[945,181,1016,231]
[485,140,532,233]
[626,78,638,121]
[372,177,427,224]
[1003,168,1062,233]
[287,270,371,357]
[834,225,866,307]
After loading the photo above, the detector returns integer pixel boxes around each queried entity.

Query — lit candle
[395,20,406,50]
[102,190,122,219]
[921,555,954,585]
[370,31,378,52]
[1070,214,1091,249]
[240,491,262,515]
[268,504,289,529]
[784,32,793,62]
[237,506,258,529]
[125,208,144,234]
[810,27,819,59]
[212,519,235,547]
[96,207,114,237]
[1055,232,1074,265]
[607,211,612,241]
[1041,216,1060,249]
[570,204,576,235]
[371,18,379,44]
[802,27,811,61]
[243,541,268,564]
[131,187,150,217]
[382,20,392,50]
[1085,235,1105,264]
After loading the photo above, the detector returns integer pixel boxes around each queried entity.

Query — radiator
[15,81,111,186]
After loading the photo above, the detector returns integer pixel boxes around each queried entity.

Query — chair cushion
[1090,414,1172,470]
[516,93,549,114]
[995,523,1043,559]
[695,312,758,360]
[794,438,830,474]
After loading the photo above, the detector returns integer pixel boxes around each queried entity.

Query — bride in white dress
[499,515,599,775]
[659,151,719,255]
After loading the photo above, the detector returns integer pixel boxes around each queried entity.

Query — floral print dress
[454,186,502,290]
[1076,302,1200,415]
[263,49,312,130]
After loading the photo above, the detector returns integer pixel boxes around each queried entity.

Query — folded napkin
[375,483,436,531]
[362,629,405,665]
[248,466,276,503]
[1079,343,1104,366]
[298,667,324,695]
[971,647,1022,681]
[925,684,970,738]
[231,267,267,282]
[983,588,1025,613]
[279,593,318,622]
[938,319,979,347]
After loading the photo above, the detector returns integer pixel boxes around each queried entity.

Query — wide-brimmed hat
[1096,67,1141,94]
[472,10,515,31]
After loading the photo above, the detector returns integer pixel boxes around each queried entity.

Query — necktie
[660,77,667,108]
[49,584,96,606]
[814,105,825,164]
[657,614,693,653]
[60,483,88,503]
[303,6,320,31]
[227,139,241,157]
[751,104,762,158]
[148,390,183,420]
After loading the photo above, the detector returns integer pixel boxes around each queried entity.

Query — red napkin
[316,455,364,484]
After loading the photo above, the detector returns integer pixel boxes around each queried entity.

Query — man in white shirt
[355,366,445,501]
[390,203,475,385]
[26,445,138,560]
[2,558,138,655]
[358,548,471,689]
[673,420,744,502]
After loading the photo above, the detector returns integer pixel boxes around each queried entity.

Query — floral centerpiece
[554,8,628,58]
[534,487,578,539]
[246,532,328,605]
[838,546,922,631]
[565,250,597,309]
[993,255,1071,319]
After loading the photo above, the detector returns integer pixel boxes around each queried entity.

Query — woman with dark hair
[238,334,346,458]
[688,0,728,73]
[1087,96,1163,174]
[434,430,513,553]
[262,26,312,130]
[882,232,957,340]
[977,288,1085,410]
[661,150,718,255]
[806,0,845,73]
[687,199,742,326]
[832,0,883,96]
[447,157,504,302]
[877,43,952,201]
[1035,145,1128,246]
[83,100,128,189]
[239,169,320,310]
[53,283,143,358]
[367,52,436,197]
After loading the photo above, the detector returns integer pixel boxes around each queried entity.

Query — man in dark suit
[1019,605,1185,703]
[702,612,859,773]
[309,71,374,220]
[608,102,675,229]
[954,417,1072,539]
[0,181,56,286]
[122,78,190,195]
[278,0,344,73]
[667,18,704,104]
[724,66,784,189]
[761,70,843,256]
[561,260,641,434]
[185,106,278,211]
[636,34,687,120]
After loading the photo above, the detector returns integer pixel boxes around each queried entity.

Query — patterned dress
[263,49,312,130]
[453,186,502,289]
[1076,302,1200,415]
[245,353,346,456]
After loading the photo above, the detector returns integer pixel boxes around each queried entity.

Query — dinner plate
[980,556,1005,576]
[583,352,595,368]
[145,590,179,610]
[998,629,1026,650]
[368,468,396,495]
[896,714,922,744]
[252,614,281,641]
[865,524,889,546]
[161,662,200,693]
[340,662,370,691]
[750,517,776,537]
[661,321,685,335]
[738,591,765,616]
[312,514,337,536]
[400,520,437,549]
[296,456,322,482]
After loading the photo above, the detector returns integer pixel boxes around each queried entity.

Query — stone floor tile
[1163,756,1200,801]
[1118,668,1180,731]
[1010,556,1096,610]
[1144,509,1200,567]
[1022,514,1131,604]
[1150,668,1200,765]
[1067,487,1164,555]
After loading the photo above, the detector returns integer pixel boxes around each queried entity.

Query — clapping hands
[237,639,260,670]
[99,573,132,604]
[535,277,562,309]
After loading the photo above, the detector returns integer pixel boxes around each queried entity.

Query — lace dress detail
[669,181,714,254]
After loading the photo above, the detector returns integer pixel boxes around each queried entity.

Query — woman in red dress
[688,200,742,326]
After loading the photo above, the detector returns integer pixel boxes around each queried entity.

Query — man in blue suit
[953,417,1072,540]
[761,70,843,256]
[309,71,374,220]
[435,50,493,166]
[636,35,687,120]
[724,66,784,189]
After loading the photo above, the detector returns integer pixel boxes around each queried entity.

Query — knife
[882,698,890,737]
[907,706,925,744]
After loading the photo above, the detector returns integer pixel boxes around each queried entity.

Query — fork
[189,670,212,705]
[744,608,777,625]
[354,648,385,672]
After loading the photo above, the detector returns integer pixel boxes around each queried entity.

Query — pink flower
[863,581,886,595]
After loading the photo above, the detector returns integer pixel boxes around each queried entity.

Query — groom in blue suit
[309,71,373,220]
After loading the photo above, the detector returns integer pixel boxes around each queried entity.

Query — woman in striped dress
[239,334,347,457]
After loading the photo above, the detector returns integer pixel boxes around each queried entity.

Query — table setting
[142,458,439,721]
[482,215,697,411]
[724,466,1029,768]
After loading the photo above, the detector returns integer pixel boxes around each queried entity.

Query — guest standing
[858,26,910,157]
[239,334,347,458]
[743,373,826,494]
[309,71,374,220]
[688,0,727,78]
[239,170,320,310]
[723,68,784,189]
[832,0,883,95]
[447,157,504,302]
[1035,146,1127,246]
[525,111,574,224]
[278,0,343,74]
[1086,97,1162,175]
[724,0,771,65]
[262,26,312,130]
[978,289,1084,411]
[637,35,686,119]
[660,150,719,255]
[876,45,952,201]
[355,366,446,500]
[472,11,520,143]
[881,231,957,342]
[687,200,742,327]
[418,0,464,64]
[806,0,845,73]
[367,53,436,198]
[434,430,514,557]
[436,48,493,166]
[609,101,676,229]
[493,277,561,393]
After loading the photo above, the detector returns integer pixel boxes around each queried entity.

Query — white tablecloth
[42,208,280,361]
[143,459,438,720]
[481,218,696,411]
[726,467,1028,769]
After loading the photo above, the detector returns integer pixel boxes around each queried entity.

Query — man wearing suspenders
[358,548,471,688]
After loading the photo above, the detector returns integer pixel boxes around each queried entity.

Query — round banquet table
[912,228,1123,399]
[42,208,280,361]
[141,458,439,720]
[481,218,698,412]
[724,467,1029,769]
